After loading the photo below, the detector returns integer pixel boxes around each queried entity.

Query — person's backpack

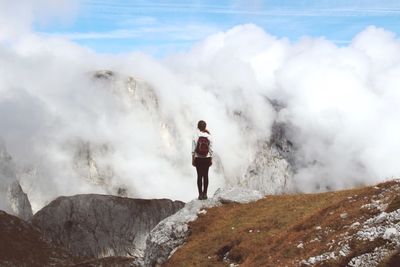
[196,136,210,157]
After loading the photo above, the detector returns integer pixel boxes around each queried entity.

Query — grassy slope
[165,181,400,267]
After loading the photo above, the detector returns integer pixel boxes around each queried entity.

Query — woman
[192,120,213,200]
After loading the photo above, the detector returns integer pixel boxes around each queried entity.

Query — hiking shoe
[202,193,208,200]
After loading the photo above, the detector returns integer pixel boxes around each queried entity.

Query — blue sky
[35,0,400,55]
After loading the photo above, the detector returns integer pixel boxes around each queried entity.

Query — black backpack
[196,136,210,157]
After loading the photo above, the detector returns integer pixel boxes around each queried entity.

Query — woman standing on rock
[192,120,213,200]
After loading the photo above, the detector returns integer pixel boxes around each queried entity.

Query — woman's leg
[203,158,211,197]
[195,163,203,198]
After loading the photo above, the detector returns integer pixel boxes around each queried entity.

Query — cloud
[0,0,78,41]
[1,6,400,213]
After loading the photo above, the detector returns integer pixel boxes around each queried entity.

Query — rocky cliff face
[92,70,159,112]
[7,181,32,221]
[0,143,32,220]
[31,194,184,262]
[240,117,296,195]
[241,138,292,195]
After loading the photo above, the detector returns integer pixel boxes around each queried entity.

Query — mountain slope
[165,180,400,267]
[0,211,75,267]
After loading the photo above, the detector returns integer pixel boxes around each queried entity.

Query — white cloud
[1,3,400,213]
[0,0,78,41]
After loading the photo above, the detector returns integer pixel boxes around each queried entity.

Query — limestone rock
[70,139,123,194]
[0,142,32,220]
[241,139,292,195]
[32,194,184,260]
[92,70,159,111]
[7,181,33,221]
[240,119,295,195]
[213,187,263,204]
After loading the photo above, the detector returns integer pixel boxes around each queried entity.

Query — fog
[1,2,400,212]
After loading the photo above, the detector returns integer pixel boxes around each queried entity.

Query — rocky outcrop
[31,194,184,261]
[241,139,292,195]
[7,181,32,221]
[143,188,263,266]
[0,210,74,267]
[92,70,159,112]
[239,98,297,195]
[69,139,129,196]
[0,142,32,220]
[269,121,296,167]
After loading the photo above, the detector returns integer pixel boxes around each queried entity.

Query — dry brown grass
[165,181,399,267]
[378,250,400,267]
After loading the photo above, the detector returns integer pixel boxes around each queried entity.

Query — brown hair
[197,120,210,134]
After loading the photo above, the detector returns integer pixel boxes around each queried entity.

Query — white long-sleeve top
[192,130,213,158]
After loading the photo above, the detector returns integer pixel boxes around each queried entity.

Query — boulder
[213,187,263,204]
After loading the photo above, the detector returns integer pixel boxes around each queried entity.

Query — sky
[35,0,400,55]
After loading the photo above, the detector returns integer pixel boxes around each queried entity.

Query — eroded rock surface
[241,139,292,195]
[0,143,32,220]
[240,116,296,195]
[32,194,184,261]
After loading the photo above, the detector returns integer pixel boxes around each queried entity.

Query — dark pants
[195,157,211,196]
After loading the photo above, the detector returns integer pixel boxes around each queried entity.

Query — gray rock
[241,139,292,195]
[270,121,296,166]
[266,98,297,165]
[92,70,159,111]
[31,194,184,261]
[213,187,263,204]
[7,181,33,221]
[69,139,124,195]
[0,142,33,220]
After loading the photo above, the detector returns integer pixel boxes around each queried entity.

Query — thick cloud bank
[1,11,400,211]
